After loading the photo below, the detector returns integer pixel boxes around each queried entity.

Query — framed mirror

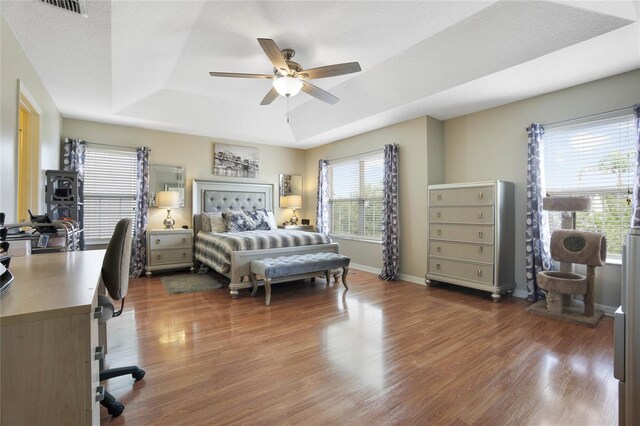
[150,164,185,207]
[279,174,302,208]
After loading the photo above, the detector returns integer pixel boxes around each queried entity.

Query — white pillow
[201,212,226,233]
[267,211,278,230]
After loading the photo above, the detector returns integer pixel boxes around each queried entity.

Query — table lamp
[282,195,302,224]
[156,191,180,229]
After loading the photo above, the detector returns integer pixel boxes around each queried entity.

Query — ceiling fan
[209,38,361,106]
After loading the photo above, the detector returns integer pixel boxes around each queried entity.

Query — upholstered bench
[250,253,350,305]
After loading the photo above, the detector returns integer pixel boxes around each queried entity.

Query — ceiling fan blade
[257,38,290,75]
[209,72,274,79]
[298,62,361,79]
[301,81,339,105]
[260,87,279,106]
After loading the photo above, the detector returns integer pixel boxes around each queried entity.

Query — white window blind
[84,145,137,243]
[328,151,384,240]
[543,114,636,259]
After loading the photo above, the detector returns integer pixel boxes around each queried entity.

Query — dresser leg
[230,289,239,298]
[491,293,502,303]
[145,271,151,278]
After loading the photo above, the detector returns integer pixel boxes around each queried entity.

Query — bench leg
[325,270,331,285]
[265,278,272,306]
[342,267,349,290]
[250,274,258,297]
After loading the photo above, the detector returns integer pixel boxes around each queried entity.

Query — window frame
[327,151,384,242]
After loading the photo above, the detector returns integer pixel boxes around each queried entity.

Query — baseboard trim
[349,265,617,315]
[349,264,424,285]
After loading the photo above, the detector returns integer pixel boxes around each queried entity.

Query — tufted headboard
[192,180,273,234]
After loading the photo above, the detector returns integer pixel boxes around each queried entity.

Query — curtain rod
[327,148,384,162]
[541,105,635,128]
[85,141,150,152]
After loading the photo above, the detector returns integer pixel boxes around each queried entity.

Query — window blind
[328,151,384,240]
[84,146,137,243]
[543,114,636,258]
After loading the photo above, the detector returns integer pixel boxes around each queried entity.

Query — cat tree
[526,196,607,327]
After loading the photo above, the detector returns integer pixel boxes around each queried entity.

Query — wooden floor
[102,269,617,425]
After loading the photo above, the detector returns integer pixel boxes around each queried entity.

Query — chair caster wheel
[109,403,125,417]
[133,369,145,381]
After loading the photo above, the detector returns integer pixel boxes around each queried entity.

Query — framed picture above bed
[213,143,259,178]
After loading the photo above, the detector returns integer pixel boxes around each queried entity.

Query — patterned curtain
[525,124,553,301]
[130,147,150,277]
[631,105,640,227]
[62,138,86,249]
[379,143,400,281]
[316,159,329,235]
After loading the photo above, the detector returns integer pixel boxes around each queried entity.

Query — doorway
[16,85,42,222]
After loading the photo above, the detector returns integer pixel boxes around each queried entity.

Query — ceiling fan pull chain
[286,96,290,124]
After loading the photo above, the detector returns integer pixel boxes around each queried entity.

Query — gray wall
[1,16,62,222]
[444,69,640,307]
[63,119,307,230]
[305,116,444,281]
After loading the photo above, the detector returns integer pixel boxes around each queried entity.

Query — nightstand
[278,224,315,232]
[145,228,194,278]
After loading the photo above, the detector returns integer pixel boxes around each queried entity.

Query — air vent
[39,0,87,17]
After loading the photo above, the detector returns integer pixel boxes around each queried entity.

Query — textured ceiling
[2,0,639,148]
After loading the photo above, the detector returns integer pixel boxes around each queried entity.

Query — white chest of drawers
[426,181,515,302]
[145,228,194,277]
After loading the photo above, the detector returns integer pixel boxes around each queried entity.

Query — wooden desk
[1,250,105,425]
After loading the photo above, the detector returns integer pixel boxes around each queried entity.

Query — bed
[192,180,339,298]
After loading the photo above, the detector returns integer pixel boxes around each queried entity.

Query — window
[543,114,636,259]
[84,145,137,244]
[328,152,384,240]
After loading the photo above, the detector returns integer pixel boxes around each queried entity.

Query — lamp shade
[282,194,302,209]
[273,76,303,97]
[156,191,180,209]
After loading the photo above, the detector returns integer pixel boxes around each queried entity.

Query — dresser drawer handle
[181,238,186,243]
[437,194,442,201]
[478,192,484,200]
[437,229,442,236]
[96,385,105,402]
[479,246,484,253]
[182,252,187,258]
[478,231,483,239]
[477,269,483,277]
[477,211,483,219]
[155,238,161,244]
[436,211,441,218]
[436,246,441,253]
[94,345,105,361]
[156,255,162,260]
[436,263,441,270]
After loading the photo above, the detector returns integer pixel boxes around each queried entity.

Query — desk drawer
[428,258,494,285]
[149,248,193,266]
[430,224,494,244]
[429,206,494,224]
[429,186,494,206]
[429,240,494,264]
[149,233,192,249]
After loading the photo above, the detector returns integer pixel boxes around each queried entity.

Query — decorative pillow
[201,212,226,233]
[266,211,278,230]
[222,211,257,232]
[245,209,271,231]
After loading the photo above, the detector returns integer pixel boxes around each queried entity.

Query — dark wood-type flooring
[102,269,617,425]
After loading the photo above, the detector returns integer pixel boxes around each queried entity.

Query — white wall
[1,17,62,223]
[305,116,444,281]
[62,119,307,230]
[444,69,640,308]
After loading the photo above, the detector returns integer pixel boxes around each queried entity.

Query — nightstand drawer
[149,233,192,249]
[149,248,193,266]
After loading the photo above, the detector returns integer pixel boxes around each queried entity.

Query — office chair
[98,218,145,417]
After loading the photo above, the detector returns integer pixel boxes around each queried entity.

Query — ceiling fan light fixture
[273,76,303,97]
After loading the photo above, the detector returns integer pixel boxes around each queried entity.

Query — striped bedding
[195,230,333,273]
